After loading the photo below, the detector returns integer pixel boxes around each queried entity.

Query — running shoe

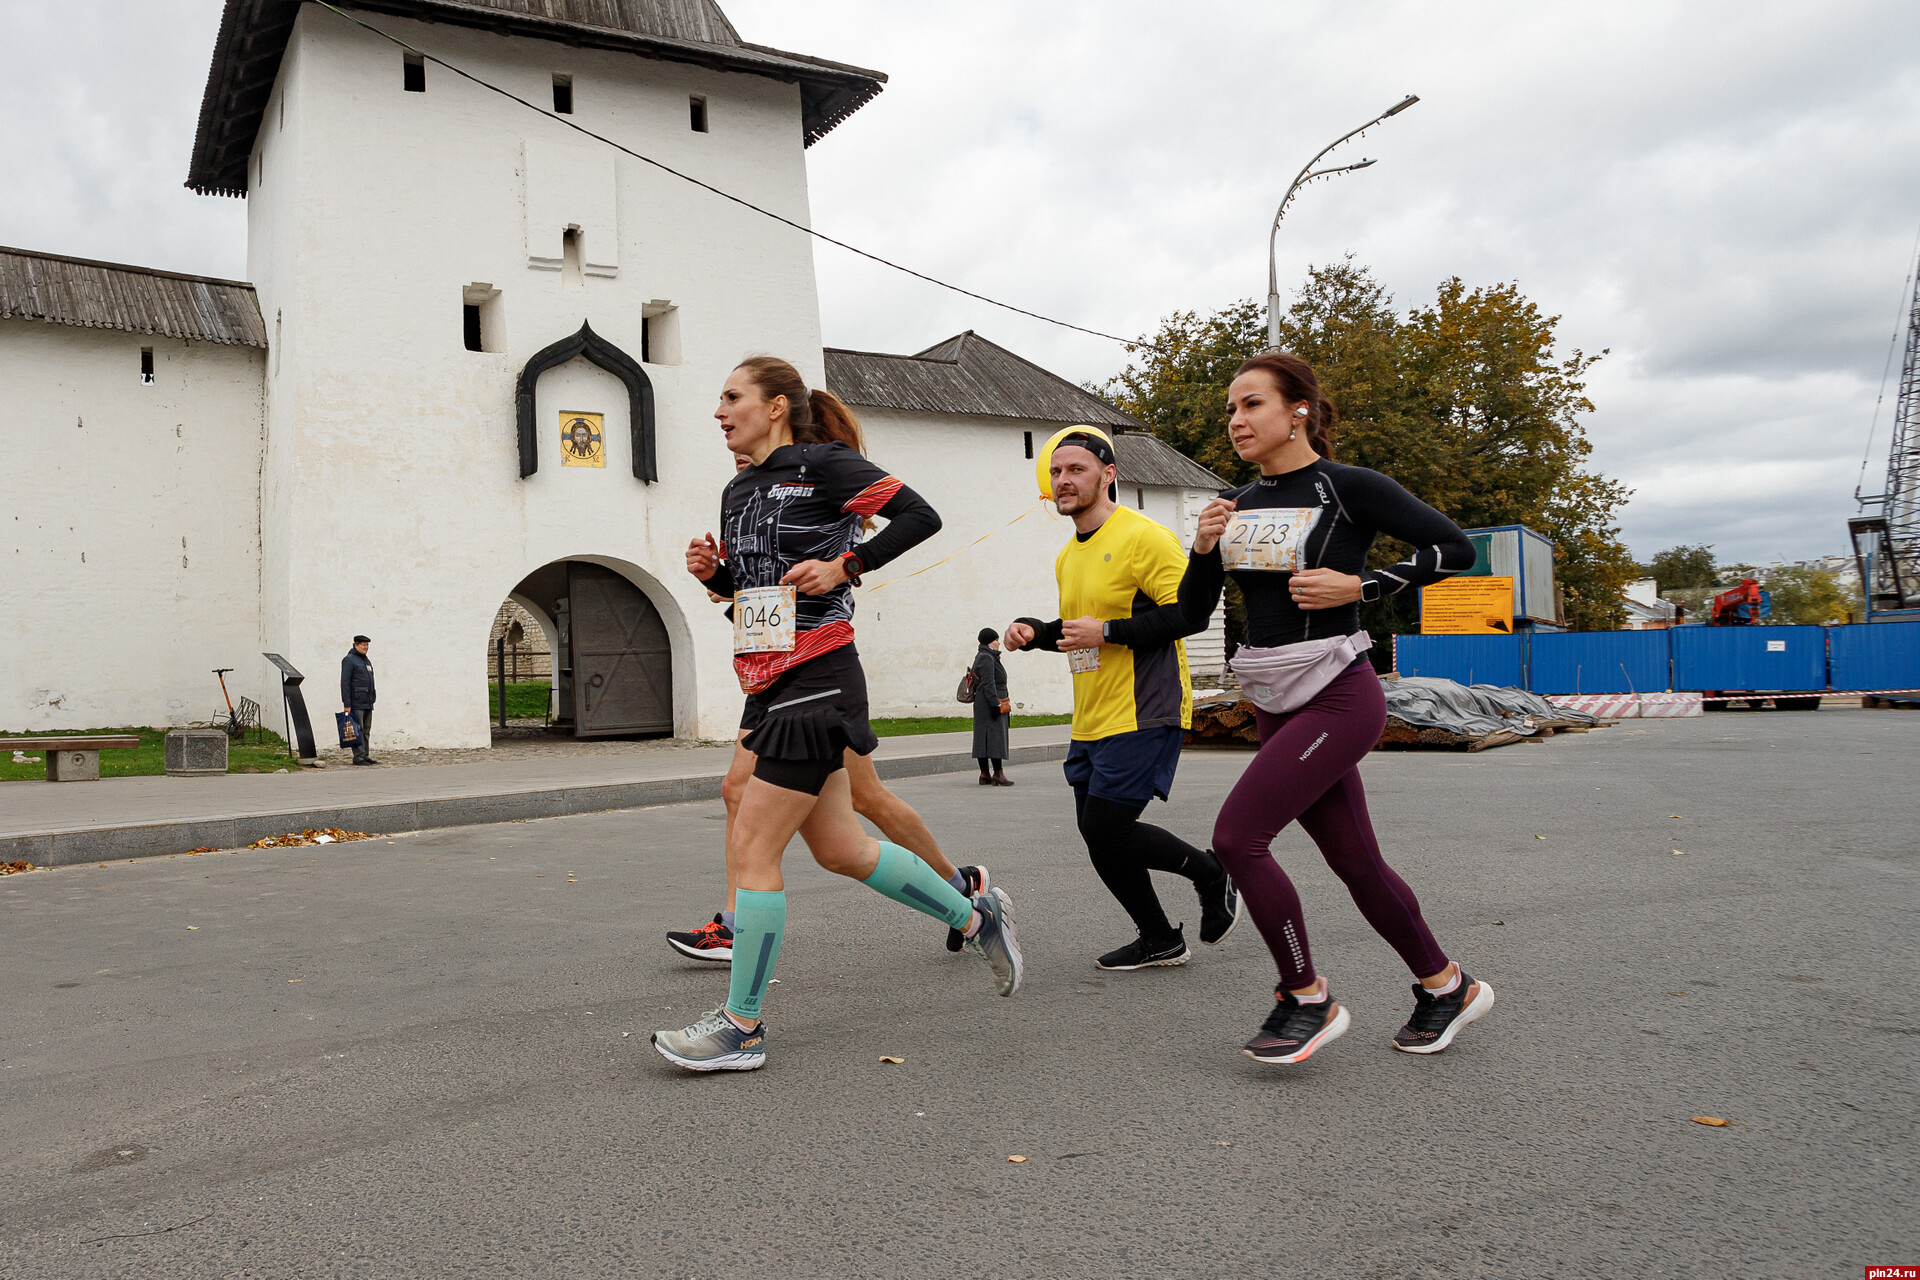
[1391,970,1495,1054]
[1198,864,1242,946]
[1096,928,1190,971]
[651,1007,766,1072]
[945,866,990,953]
[962,886,1023,996]
[1244,987,1350,1064]
[667,914,734,963]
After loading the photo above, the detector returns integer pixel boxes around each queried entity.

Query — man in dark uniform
[341,635,378,765]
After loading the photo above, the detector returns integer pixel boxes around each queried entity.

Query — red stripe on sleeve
[843,476,904,517]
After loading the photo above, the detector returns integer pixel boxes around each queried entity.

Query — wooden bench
[5,736,142,782]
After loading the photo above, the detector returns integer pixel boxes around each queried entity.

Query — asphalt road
[3,709,1915,1279]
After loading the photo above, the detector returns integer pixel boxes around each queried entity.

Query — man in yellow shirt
[1004,431,1242,970]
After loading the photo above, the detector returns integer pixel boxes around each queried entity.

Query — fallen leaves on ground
[1691,1116,1732,1127]
[879,1056,904,1064]
[1673,849,1687,856]
[247,828,373,850]
[1006,1155,1027,1163]
[1,861,34,875]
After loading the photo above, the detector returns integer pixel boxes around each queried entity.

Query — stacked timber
[1187,697,1606,753]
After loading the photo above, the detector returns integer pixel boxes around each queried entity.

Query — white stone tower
[187,0,885,746]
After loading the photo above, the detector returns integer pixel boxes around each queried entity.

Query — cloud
[4,0,1914,565]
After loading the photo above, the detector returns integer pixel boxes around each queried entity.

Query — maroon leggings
[1210,660,1448,990]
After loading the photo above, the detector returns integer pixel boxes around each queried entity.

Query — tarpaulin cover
[1382,677,1600,737]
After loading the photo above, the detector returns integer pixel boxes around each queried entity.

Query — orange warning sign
[1421,576,1515,635]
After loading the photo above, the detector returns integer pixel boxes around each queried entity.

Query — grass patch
[1,727,304,782]
[870,714,1072,738]
[488,679,553,721]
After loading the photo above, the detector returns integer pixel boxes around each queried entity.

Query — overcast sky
[4,0,1916,566]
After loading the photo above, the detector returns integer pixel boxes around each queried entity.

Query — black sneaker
[1392,970,1495,1054]
[1198,863,1242,946]
[1096,927,1190,971]
[1244,987,1351,1064]
[667,914,735,963]
[945,866,990,953]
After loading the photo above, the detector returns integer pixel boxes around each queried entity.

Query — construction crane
[1851,250,1920,618]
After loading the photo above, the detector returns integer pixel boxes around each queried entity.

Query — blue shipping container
[1671,625,1826,692]
[1529,631,1671,694]
[1827,620,1920,691]
[1393,634,1525,688]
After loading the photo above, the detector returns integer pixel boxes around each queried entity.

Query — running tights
[1076,792,1220,942]
[1209,661,1448,990]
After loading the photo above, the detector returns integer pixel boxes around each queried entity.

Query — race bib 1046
[1221,507,1321,572]
[1068,646,1102,675]
[733,585,797,654]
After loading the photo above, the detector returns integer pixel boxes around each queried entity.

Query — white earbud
[1293,406,1309,418]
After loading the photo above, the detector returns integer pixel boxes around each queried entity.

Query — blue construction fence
[1393,620,1920,695]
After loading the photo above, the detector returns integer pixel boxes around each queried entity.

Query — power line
[1856,217,1920,502]
[309,1,1156,353]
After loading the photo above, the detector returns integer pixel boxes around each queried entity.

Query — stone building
[1,0,1222,745]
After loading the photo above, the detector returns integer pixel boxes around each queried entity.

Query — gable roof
[823,331,1143,429]
[0,246,267,347]
[1110,432,1228,490]
[187,0,887,196]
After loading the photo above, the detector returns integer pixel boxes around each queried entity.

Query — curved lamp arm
[1266,95,1418,347]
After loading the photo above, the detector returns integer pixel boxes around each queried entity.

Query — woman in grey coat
[972,627,1013,786]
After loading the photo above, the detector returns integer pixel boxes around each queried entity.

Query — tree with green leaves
[1104,260,1637,633]
[1763,566,1849,625]
[1646,544,1717,590]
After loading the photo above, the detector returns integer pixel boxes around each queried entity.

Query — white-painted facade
[2,2,1223,744]
[1,323,265,732]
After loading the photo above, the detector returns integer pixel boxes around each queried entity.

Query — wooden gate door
[566,562,673,736]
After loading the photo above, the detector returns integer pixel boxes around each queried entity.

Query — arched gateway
[505,559,673,737]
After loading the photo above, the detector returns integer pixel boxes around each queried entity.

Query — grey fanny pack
[1229,631,1373,715]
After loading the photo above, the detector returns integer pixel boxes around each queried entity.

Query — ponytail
[809,388,865,454]
[1234,351,1338,459]
[733,356,866,453]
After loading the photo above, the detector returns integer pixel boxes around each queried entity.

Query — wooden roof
[187,0,887,197]
[1110,432,1228,490]
[824,331,1144,429]
[0,246,267,347]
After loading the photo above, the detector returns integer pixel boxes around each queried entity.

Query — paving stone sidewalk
[1,725,1073,867]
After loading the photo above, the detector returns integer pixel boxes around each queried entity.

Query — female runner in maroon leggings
[1180,352,1496,1064]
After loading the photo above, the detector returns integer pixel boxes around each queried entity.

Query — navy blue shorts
[1063,725,1185,806]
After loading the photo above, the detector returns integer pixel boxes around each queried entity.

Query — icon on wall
[560,412,605,468]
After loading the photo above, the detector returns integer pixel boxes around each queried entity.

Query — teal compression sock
[725,888,786,1023]
[862,842,973,929]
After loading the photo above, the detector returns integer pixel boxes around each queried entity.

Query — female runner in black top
[651,357,1023,1073]
[1176,351,1496,1065]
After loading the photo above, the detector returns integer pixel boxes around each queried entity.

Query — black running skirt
[739,643,879,762]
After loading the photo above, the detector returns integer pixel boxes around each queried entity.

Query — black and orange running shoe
[945,866,990,952]
[667,914,734,963]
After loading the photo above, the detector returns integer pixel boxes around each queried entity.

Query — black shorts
[739,643,879,783]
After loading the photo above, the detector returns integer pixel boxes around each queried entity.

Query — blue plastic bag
[336,711,359,748]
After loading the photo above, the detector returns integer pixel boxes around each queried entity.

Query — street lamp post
[1266,95,1420,349]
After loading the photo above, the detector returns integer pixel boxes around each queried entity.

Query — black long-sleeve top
[1178,459,1475,649]
[701,441,941,692]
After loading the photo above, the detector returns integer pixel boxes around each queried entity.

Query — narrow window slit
[464,305,483,353]
[404,53,425,92]
[140,348,154,385]
[689,95,708,133]
[552,74,573,114]
[1023,431,1033,460]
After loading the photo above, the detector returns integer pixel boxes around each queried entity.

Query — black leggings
[1075,791,1220,941]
